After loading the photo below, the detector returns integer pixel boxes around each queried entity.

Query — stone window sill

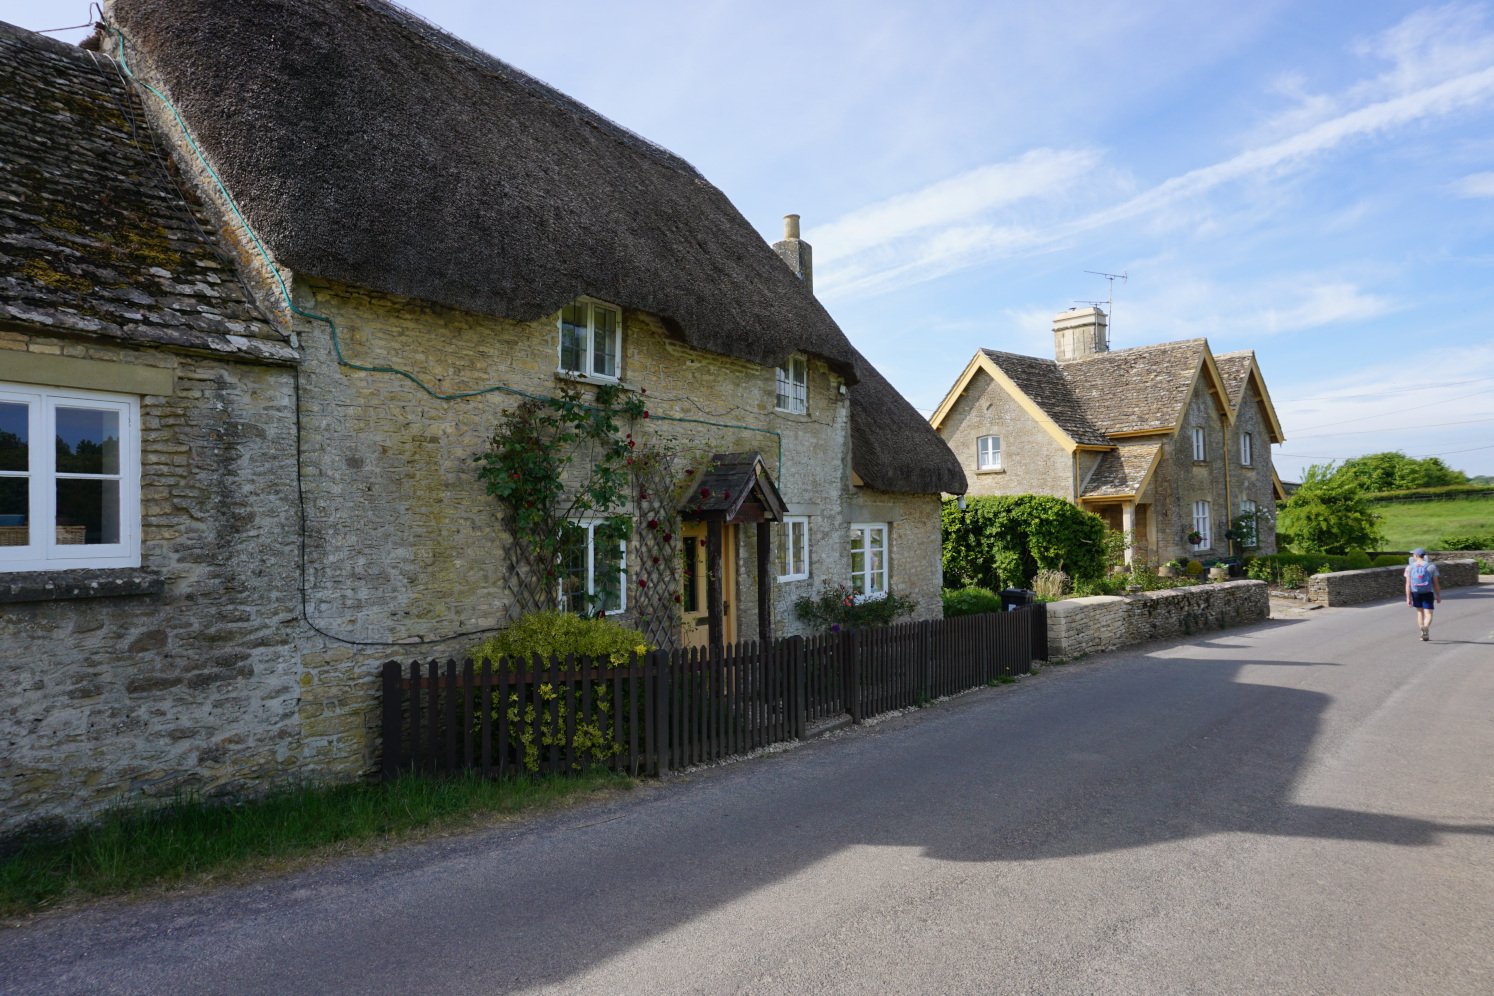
[0,568,165,604]
[977,467,1005,475]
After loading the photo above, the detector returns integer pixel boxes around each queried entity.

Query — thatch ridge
[850,352,967,495]
[106,0,860,380]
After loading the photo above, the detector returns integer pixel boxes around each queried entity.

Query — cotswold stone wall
[1306,560,1481,607]
[1044,580,1269,659]
[0,332,306,836]
[938,368,1072,500]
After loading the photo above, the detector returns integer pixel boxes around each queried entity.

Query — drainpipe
[1221,409,1232,557]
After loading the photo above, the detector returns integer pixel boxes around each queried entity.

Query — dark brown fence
[382,608,1044,781]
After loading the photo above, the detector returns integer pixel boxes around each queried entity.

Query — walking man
[1405,547,1441,641]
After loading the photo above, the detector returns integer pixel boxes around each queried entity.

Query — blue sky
[11,1,1494,479]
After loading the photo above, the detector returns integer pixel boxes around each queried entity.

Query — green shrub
[1437,532,1494,550]
[942,494,1107,591]
[1345,550,1372,568]
[1245,558,1275,582]
[1185,559,1204,576]
[941,586,1003,617]
[795,582,917,632]
[1372,554,1404,567]
[1280,564,1307,589]
[473,610,649,668]
[1478,559,1493,574]
[471,611,651,774]
[1315,563,1334,575]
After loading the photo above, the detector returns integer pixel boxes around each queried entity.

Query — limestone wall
[1044,580,1270,659]
[1306,560,1481,606]
[938,368,1073,499]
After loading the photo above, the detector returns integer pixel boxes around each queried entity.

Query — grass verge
[0,770,631,918]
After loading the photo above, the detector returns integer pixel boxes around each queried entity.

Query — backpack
[1409,561,1433,592]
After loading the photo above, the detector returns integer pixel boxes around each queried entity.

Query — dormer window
[775,356,808,414]
[558,299,621,381]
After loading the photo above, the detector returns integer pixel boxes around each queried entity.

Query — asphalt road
[4,586,1492,995]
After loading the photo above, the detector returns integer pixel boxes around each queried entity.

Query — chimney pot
[772,214,813,295]
[784,214,801,240]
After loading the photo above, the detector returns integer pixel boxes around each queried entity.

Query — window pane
[558,523,588,613]
[560,304,587,372]
[56,407,120,475]
[592,306,618,377]
[56,478,120,544]
[0,402,27,472]
[0,477,28,546]
[682,537,699,612]
[596,538,625,613]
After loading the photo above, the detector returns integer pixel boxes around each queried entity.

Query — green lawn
[0,771,631,918]
[1372,496,1494,550]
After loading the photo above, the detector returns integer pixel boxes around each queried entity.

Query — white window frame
[775,355,808,414]
[0,384,139,573]
[777,515,809,581]
[1239,498,1259,548]
[849,522,888,596]
[1191,425,1206,462]
[976,434,1002,471]
[558,519,627,616]
[557,297,622,381]
[1240,431,1254,467]
[1191,500,1211,550]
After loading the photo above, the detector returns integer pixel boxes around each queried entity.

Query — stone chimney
[1053,306,1108,361]
[772,214,813,295]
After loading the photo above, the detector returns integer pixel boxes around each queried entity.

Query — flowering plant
[1186,530,1204,545]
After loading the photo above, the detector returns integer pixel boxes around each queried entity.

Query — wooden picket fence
[381,609,1042,780]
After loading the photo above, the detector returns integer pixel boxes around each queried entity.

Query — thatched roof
[104,0,860,381]
[0,21,288,361]
[850,353,967,495]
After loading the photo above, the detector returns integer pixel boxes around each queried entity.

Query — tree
[942,494,1107,591]
[1332,451,1466,492]
[1277,464,1384,554]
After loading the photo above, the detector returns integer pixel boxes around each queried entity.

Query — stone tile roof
[1057,339,1208,435]
[0,22,289,361]
[980,349,1111,446]
[1081,442,1162,498]
[1213,350,1255,409]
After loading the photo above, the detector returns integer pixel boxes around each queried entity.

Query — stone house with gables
[931,307,1285,566]
[0,0,962,834]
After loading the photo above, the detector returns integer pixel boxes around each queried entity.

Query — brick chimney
[1053,306,1108,361]
[772,214,813,295]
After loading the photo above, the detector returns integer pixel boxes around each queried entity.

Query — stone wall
[1,332,307,835]
[1306,560,1481,607]
[938,366,1073,500]
[1044,580,1270,659]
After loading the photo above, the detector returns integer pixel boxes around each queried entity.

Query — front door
[680,522,735,650]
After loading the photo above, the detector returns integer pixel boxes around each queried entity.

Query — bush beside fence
[382,611,1039,780]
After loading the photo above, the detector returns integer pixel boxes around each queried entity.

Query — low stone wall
[1430,550,1493,567]
[1306,559,1481,607]
[1045,580,1269,659]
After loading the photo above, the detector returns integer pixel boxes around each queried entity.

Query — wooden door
[681,522,735,650]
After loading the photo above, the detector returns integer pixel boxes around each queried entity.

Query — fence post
[918,619,932,702]
[381,661,402,781]
[843,628,863,724]
[653,649,672,776]
[788,635,806,739]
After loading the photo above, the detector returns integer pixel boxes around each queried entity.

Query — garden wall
[1044,580,1269,659]
[1306,559,1481,607]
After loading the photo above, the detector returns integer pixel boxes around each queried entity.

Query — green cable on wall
[112,27,784,476]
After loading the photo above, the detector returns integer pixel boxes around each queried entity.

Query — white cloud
[807,148,1101,265]
[1452,170,1494,196]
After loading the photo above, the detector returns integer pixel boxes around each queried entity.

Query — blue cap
[1411,547,1426,556]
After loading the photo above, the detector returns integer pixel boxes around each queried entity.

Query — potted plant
[1157,559,1182,578]
[1186,529,1203,546]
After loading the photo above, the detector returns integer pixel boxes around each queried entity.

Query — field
[1371,495,1494,550]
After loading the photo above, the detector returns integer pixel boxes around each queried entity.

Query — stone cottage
[931,307,1285,565]
[0,1,962,834]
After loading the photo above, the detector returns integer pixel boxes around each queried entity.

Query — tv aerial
[1075,270,1127,346]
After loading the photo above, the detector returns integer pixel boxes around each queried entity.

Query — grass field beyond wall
[1371,496,1494,550]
